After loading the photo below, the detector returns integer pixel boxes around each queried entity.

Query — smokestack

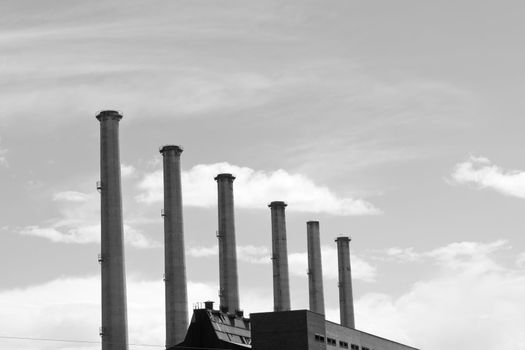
[269,201,291,311]
[215,173,240,313]
[96,110,129,350]
[160,145,188,347]
[336,236,355,328]
[307,221,325,315]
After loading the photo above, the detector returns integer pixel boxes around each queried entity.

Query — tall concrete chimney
[160,145,188,347]
[215,173,240,313]
[307,221,325,315]
[97,110,128,350]
[269,201,291,311]
[336,236,355,328]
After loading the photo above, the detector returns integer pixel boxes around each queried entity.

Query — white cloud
[188,243,376,282]
[385,247,421,262]
[426,240,508,272]
[21,191,158,248]
[188,245,270,264]
[53,191,91,202]
[451,156,525,198]
[19,224,158,248]
[189,243,379,284]
[0,137,8,167]
[517,252,525,268]
[2,241,524,350]
[0,275,272,350]
[237,245,271,264]
[136,162,379,215]
[355,240,525,350]
[187,245,218,258]
[288,246,377,282]
[0,276,218,350]
[120,163,135,178]
[386,240,508,273]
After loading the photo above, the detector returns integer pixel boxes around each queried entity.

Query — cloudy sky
[1,1,525,349]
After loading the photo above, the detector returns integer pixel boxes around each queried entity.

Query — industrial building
[96,111,420,350]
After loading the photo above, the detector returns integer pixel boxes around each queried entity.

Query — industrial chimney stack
[269,201,291,311]
[97,110,129,350]
[336,236,355,328]
[307,221,325,315]
[160,145,188,347]
[215,173,240,313]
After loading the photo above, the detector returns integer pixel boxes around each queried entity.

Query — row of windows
[314,334,373,350]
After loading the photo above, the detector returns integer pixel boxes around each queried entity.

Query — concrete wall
[269,201,291,311]
[336,236,355,328]
[251,310,419,350]
[307,221,325,315]
[160,145,188,347]
[215,173,240,313]
[97,110,128,350]
[306,311,328,350]
[325,321,419,350]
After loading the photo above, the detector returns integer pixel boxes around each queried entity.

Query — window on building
[362,347,370,350]
[327,337,337,346]
[339,340,349,348]
[315,334,326,343]
[350,344,360,350]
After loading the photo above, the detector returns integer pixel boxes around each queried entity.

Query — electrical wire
[0,335,160,348]
[0,335,248,350]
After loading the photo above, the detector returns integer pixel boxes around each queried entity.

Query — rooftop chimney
[97,110,129,350]
[269,201,291,311]
[215,173,240,313]
[160,145,188,347]
[204,301,214,310]
[307,221,325,315]
[336,236,355,328]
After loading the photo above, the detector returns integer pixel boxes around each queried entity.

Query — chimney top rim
[268,201,287,208]
[96,110,123,121]
[214,173,236,181]
[159,145,184,154]
[335,236,351,242]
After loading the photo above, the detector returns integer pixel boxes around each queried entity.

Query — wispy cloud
[288,246,377,282]
[121,163,136,178]
[53,191,91,202]
[20,190,158,248]
[188,244,376,282]
[137,162,379,215]
[20,223,156,248]
[451,156,525,198]
[516,252,525,268]
[187,245,218,258]
[188,244,270,264]
[386,240,508,273]
[0,137,8,167]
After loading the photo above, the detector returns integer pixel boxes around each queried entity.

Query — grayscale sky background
[1,1,525,349]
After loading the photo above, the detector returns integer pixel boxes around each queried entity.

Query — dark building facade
[251,310,419,350]
[173,307,418,350]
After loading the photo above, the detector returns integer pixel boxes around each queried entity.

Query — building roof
[171,305,251,350]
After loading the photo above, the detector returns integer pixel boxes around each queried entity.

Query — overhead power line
[0,335,161,348]
[0,335,244,350]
